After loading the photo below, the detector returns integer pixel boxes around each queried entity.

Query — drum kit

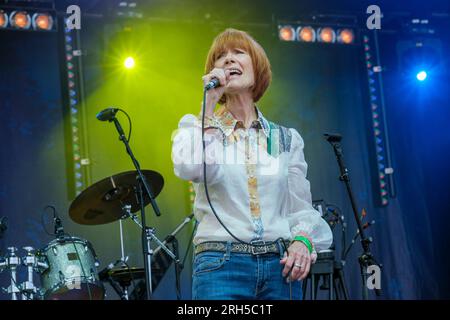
[1,107,194,300]
[0,169,193,300]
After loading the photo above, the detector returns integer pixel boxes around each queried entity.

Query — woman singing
[172,28,332,300]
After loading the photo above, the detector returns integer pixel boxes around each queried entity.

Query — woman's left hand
[280,241,312,281]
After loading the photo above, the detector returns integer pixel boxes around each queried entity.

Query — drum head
[41,236,91,252]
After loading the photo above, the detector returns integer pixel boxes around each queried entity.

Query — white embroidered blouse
[171,106,332,252]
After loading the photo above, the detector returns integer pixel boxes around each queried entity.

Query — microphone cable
[111,108,132,143]
[118,109,132,143]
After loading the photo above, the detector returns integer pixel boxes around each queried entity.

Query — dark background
[0,0,449,299]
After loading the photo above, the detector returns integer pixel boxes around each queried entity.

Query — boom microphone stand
[324,133,382,299]
[97,107,176,300]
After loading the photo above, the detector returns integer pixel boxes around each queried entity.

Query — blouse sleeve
[286,128,333,252]
[171,114,223,184]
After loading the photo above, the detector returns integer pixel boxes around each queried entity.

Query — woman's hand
[280,241,312,282]
[201,68,227,117]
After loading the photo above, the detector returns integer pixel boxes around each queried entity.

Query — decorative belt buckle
[250,240,267,255]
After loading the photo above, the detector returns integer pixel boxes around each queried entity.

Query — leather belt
[194,240,290,256]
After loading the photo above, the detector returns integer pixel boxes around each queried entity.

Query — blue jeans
[192,241,302,300]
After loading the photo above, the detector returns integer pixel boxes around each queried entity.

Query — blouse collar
[204,105,271,138]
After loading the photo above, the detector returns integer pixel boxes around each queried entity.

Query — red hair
[204,28,272,104]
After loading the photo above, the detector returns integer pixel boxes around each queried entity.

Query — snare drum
[39,237,104,300]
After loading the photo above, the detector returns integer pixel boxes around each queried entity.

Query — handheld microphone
[96,107,119,121]
[205,78,220,91]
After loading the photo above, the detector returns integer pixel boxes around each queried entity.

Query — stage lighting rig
[278,25,296,41]
[32,12,53,31]
[297,26,316,42]
[0,9,8,28]
[277,24,355,45]
[0,0,56,32]
[337,28,354,44]
[10,10,31,29]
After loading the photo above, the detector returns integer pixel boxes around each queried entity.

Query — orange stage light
[278,26,296,41]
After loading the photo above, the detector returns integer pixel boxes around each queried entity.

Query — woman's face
[214,47,255,95]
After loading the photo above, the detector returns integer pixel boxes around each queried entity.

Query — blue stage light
[416,70,427,81]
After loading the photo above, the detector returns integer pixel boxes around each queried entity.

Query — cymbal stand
[122,201,179,266]
[154,214,194,256]
[119,204,132,263]
[118,213,130,300]
[116,184,178,300]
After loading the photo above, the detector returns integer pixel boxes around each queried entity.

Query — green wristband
[292,235,313,254]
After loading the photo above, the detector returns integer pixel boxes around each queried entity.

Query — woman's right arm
[171,67,228,183]
[171,114,223,184]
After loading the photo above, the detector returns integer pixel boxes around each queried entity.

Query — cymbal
[69,170,164,225]
[99,267,145,284]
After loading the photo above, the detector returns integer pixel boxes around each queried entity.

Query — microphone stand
[108,113,174,300]
[324,133,382,299]
[0,217,7,239]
